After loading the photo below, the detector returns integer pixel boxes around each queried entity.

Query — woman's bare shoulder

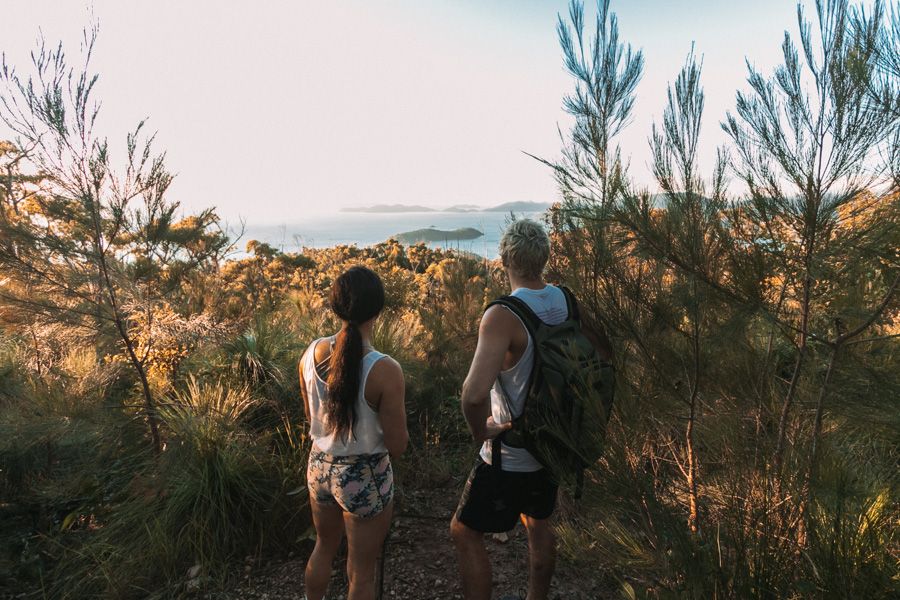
[370,354,403,380]
[313,337,332,364]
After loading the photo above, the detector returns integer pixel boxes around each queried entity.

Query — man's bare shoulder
[480,303,522,335]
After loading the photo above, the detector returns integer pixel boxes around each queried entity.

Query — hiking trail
[224,479,615,600]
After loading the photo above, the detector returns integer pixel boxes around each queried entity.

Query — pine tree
[544,0,899,595]
[0,29,230,453]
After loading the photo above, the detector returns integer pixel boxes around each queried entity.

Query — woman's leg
[305,498,346,600]
[343,501,393,600]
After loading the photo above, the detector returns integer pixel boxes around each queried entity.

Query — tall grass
[0,337,311,598]
[553,382,900,599]
[182,312,309,431]
[35,376,310,598]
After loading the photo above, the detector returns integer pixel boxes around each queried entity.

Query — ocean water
[239,211,546,259]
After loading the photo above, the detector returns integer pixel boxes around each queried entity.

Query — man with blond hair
[450,218,609,600]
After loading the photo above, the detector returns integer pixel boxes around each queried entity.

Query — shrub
[40,377,309,598]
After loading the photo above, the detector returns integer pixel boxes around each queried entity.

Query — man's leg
[523,515,556,600]
[450,515,492,600]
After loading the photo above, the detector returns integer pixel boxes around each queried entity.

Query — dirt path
[226,479,615,600]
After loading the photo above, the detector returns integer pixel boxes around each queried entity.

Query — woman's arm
[373,357,408,456]
[299,349,311,423]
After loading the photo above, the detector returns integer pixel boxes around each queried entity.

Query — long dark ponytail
[325,266,385,440]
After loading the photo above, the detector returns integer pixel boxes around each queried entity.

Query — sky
[1,0,807,223]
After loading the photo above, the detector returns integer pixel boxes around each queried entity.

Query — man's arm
[460,306,515,442]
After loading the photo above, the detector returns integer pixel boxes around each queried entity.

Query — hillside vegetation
[1,1,899,598]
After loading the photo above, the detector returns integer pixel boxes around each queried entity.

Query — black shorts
[455,458,558,533]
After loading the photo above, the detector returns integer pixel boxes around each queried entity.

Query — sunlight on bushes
[1,0,899,597]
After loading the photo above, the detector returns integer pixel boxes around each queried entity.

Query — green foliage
[154,379,302,570]
[0,335,24,405]
[0,28,233,455]
[1,369,311,599]
[2,2,898,598]
[543,0,900,597]
[224,317,298,389]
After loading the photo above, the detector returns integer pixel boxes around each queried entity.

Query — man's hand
[483,416,512,441]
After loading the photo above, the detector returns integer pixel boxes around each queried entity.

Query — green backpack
[489,286,615,497]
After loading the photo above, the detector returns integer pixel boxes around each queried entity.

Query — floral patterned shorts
[307,450,394,518]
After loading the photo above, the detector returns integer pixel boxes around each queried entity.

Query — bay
[239,211,547,260]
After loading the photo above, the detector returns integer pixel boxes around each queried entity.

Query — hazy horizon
[2,1,838,223]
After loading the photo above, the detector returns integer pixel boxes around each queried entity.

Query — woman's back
[300,265,406,600]
[303,336,388,456]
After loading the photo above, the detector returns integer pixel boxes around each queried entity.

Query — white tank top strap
[304,336,333,374]
[304,338,320,372]
[304,338,385,384]
[496,307,533,377]
[361,349,386,380]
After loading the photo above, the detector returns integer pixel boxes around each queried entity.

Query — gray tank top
[304,337,388,456]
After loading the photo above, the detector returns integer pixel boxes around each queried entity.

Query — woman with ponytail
[299,266,407,600]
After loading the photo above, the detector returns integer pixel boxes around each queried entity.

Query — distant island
[486,201,551,212]
[444,204,482,212]
[343,203,436,213]
[394,226,484,244]
[342,201,551,214]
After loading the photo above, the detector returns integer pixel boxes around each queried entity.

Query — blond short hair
[499,219,550,279]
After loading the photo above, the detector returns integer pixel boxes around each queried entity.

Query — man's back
[453,218,561,600]
[479,284,568,472]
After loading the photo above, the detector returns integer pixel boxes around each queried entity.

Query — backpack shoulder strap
[558,285,581,323]
[486,295,542,337]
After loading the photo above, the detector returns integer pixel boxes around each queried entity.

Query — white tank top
[303,337,388,456]
[479,284,569,472]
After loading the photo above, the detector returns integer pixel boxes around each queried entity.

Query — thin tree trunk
[121,324,161,454]
[29,325,42,376]
[686,394,700,534]
[686,279,702,535]
[104,273,161,454]
[87,191,162,455]
[773,244,814,492]
[796,344,839,548]
[753,279,790,470]
[796,276,899,545]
